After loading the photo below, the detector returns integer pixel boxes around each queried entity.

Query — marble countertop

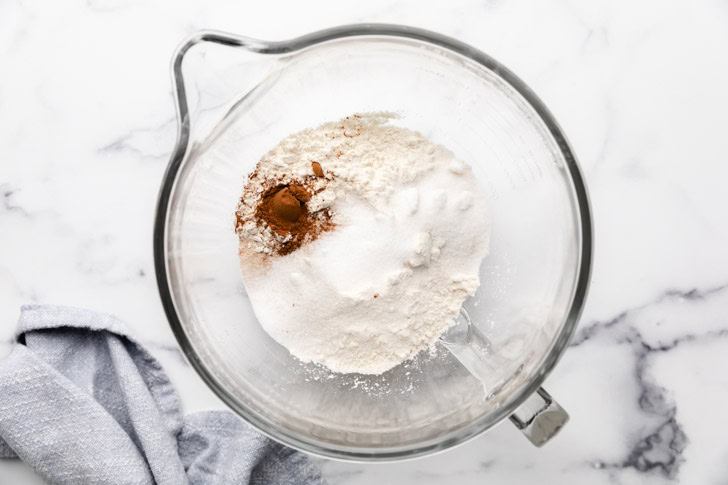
[2,0,728,483]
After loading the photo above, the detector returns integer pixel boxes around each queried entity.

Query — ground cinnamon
[255,181,332,255]
[269,187,302,222]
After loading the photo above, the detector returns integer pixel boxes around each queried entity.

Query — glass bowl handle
[440,309,569,447]
[509,387,569,447]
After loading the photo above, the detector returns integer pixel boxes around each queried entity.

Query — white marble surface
[2,0,728,483]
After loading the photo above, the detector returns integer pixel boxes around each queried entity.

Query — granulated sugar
[236,113,490,374]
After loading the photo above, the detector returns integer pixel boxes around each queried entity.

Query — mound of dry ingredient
[235,113,490,374]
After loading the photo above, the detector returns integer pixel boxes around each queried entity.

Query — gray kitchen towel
[0,304,325,485]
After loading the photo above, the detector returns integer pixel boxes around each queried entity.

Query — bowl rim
[153,23,593,462]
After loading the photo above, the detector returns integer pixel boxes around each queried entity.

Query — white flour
[238,113,490,374]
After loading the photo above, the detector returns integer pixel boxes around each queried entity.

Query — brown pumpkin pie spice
[236,159,335,257]
[253,182,333,255]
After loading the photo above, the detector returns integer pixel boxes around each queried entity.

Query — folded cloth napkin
[0,304,325,485]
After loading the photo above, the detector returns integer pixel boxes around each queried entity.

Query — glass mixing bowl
[154,24,592,460]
